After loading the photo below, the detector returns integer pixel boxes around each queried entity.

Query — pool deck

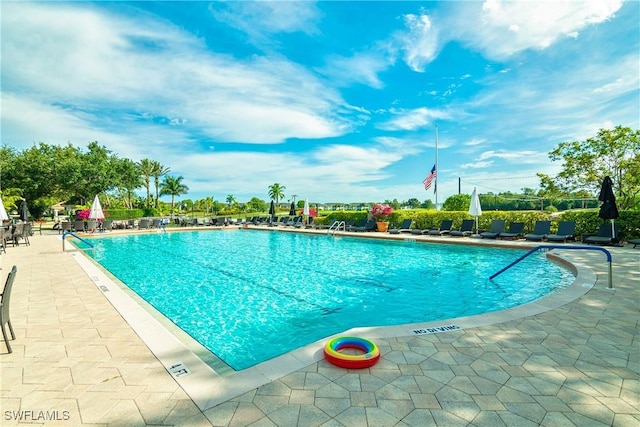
[0,226,638,426]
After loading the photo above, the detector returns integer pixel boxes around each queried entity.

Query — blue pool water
[85,230,573,370]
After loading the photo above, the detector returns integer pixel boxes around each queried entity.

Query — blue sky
[2,1,638,205]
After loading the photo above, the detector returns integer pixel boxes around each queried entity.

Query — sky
[1,1,639,205]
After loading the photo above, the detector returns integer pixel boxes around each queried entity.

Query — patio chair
[86,220,98,233]
[1,266,18,353]
[524,221,551,241]
[74,220,86,232]
[427,219,453,236]
[389,219,413,234]
[584,223,620,245]
[0,228,7,253]
[546,221,576,243]
[9,223,30,246]
[480,220,506,239]
[60,221,72,234]
[449,219,475,237]
[498,222,525,240]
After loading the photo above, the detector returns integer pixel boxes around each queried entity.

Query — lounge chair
[74,220,86,232]
[388,219,413,234]
[449,219,475,237]
[352,219,377,232]
[629,239,640,248]
[1,266,18,353]
[427,219,453,236]
[410,219,453,235]
[480,220,505,239]
[584,223,620,245]
[499,222,525,240]
[524,221,551,241]
[347,218,368,231]
[546,221,576,243]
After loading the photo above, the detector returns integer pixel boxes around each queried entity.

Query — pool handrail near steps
[327,220,346,235]
[62,231,95,252]
[490,245,613,289]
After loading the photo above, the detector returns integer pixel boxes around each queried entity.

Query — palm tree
[160,175,189,217]
[268,183,286,207]
[226,194,236,207]
[137,158,155,208]
[152,161,170,208]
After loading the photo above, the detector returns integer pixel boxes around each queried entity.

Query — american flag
[423,164,436,191]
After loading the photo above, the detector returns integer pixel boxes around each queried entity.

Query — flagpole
[435,124,439,210]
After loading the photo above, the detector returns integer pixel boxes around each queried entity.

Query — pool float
[323,336,380,369]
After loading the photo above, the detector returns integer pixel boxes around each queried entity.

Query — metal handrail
[62,231,95,251]
[327,221,346,235]
[490,245,613,289]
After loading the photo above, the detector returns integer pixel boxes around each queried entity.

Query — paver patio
[0,229,638,426]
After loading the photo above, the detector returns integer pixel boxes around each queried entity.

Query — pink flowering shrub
[76,209,108,220]
[371,203,394,221]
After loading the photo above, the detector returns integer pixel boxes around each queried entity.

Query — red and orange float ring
[323,336,380,369]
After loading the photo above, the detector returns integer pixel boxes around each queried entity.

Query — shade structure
[597,176,619,239]
[289,201,296,216]
[0,197,8,222]
[468,187,482,233]
[89,195,105,220]
[19,199,29,222]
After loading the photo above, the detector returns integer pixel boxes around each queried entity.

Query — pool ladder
[490,245,613,289]
[327,221,346,235]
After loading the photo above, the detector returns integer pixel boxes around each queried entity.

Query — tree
[151,161,170,208]
[226,194,236,207]
[406,198,421,209]
[539,126,640,209]
[114,158,143,209]
[246,197,267,212]
[160,175,189,217]
[268,183,286,206]
[443,194,471,211]
[137,158,155,208]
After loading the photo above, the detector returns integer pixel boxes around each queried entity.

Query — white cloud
[320,53,389,89]
[1,2,357,148]
[378,107,451,131]
[396,12,440,72]
[210,1,322,38]
[451,0,623,59]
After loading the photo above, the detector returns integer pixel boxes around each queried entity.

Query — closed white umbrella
[303,198,310,225]
[469,187,482,235]
[0,197,8,222]
[89,195,105,220]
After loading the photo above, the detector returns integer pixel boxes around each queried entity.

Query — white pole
[435,124,439,210]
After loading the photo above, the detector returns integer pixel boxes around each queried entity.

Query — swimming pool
[86,229,573,370]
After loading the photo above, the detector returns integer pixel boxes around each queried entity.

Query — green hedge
[96,208,157,220]
[314,209,640,240]
[558,209,640,240]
